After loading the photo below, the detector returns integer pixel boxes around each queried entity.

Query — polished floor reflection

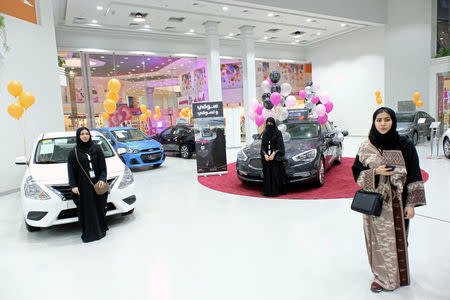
[0,137,449,300]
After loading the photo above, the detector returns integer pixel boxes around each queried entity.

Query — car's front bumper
[122,150,165,168]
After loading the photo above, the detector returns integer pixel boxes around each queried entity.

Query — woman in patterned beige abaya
[352,107,426,293]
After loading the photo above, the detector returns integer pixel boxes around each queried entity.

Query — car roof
[41,131,103,139]
[95,127,136,131]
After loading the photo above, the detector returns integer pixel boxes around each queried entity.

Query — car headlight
[119,166,134,189]
[24,176,50,200]
[237,149,248,161]
[292,149,317,162]
[126,148,139,154]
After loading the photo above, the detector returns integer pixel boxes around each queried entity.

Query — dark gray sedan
[396,111,435,145]
[236,120,348,187]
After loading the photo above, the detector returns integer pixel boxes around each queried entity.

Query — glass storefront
[437,73,450,132]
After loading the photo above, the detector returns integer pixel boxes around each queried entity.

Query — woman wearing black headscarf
[68,127,109,243]
[352,107,426,293]
[261,117,287,197]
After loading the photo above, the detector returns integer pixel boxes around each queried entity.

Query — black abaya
[68,129,108,243]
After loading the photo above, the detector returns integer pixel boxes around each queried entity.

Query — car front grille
[141,152,162,163]
[57,202,116,220]
[49,177,117,201]
[248,158,263,169]
[139,148,160,153]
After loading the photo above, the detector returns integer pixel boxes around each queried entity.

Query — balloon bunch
[375,90,383,104]
[298,81,334,125]
[139,105,161,122]
[179,107,193,118]
[6,80,35,120]
[412,92,423,108]
[101,78,121,121]
[248,71,295,127]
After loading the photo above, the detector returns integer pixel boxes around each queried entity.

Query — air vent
[164,26,176,31]
[73,17,87,24]
[74,16,86,21]
[129,12,148,18]
[290,31,305,36]
[268,37,278,40]
[168,17,185,23]
[266,28,281,33]
[234,33,241,37]
[129,23,140,26]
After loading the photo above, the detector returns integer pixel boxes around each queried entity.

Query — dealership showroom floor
[0,137,448,300]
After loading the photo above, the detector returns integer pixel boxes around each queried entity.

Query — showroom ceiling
[54,0,372,46]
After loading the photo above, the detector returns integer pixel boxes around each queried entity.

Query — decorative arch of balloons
[247,71,334,129]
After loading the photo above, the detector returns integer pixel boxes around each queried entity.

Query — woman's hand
[264,154,270,161]
[71,187,80,195]
[375,165,395,176]
[404,206,415,219]
[269,153,276,161]
[97,181,106,188]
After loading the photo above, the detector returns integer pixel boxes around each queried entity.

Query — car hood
[244,138,320,159]
[118,139,161,150]
[29,157,125,184]
[397,122,413,130]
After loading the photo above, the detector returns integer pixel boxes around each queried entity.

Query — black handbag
[351,177,388,217]
[275,154,288,167]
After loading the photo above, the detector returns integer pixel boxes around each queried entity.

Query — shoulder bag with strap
[351,177,388,217]
[74,149,110,195]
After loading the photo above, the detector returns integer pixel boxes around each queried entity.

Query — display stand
[428,122,441,159]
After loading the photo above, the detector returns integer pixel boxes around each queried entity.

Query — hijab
[262,117,282,152]
[76,127,94,154]
[368,107,406,150]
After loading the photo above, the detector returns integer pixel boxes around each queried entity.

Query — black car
[153,125,195,159]
[236,120,348,186]
[396,111,435,145]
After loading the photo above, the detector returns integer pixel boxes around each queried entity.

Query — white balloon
[262,108,273,119]
[280,107,289,120]
[280,83,292,97]
[261,80,271,93]
[305,86,312,92]
[278,124,287,133]
[282,132,291,142]
[312,82,320,92]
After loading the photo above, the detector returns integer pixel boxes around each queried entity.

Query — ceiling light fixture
[101,56,105,58]
[96,5,103,11]
[267,12,274,17]
[144,25,150,28]
[189,29,195,33]
[341,23,347,27]
[316,32,321,36]
[222,6,229,11]
[92,19,98,24]
[125,57,128,59]
[133,13,146,23]
[306,18,313,22]
[263,36,268,40]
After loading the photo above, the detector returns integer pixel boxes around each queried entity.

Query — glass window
[396,113,415,123]
[437,0,449,55]
[112,129,148,142]
[286,122,320,139]
[160,127,172,137]
[34,136,114,164]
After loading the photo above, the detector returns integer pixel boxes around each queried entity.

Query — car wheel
[444,137,450,159]
[334,144,342,165]
[315,157,325,187]
[180,144,192,159]
[412,131,419,145]
[122,208,134,216]
[25,220,41,232]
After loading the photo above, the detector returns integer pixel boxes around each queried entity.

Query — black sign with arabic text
[192,101,223,119]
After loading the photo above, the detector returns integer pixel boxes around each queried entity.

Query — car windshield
[286,122,320,139]
[112,129,148,142]
[34,136,114,164]
[396,113,415,123]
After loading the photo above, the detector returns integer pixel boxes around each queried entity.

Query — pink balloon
[315,104,326,117]
[256,104,264,115]
[250,98,259,111]
[320,92,330,104]
[299,90,306,99]
[318,114,328,124]
[285,95,297,108]
[270,92,281,106]
[325,101,333,113]
[255,114,265,127]
[266,77,274,86]
[262,108,273,119]
[311,96,320,104]
[248,110,256,121]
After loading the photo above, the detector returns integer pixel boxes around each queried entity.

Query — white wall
[307,27,385,136]
[0,0,64,194]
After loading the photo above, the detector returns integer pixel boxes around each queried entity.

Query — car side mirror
[342,130,349,137]
[15,156,28,165]
[117,148,127,155]
[325,132,336,139]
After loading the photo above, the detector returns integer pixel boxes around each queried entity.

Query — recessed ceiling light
[147,58,151,60]
[92,67,96,70]
[263,36,268,40]
[124,57,128,59]
[222,6,229,11]
[132,69,135,71]
[189,29,195,33]
[317,32,321,36]
[228,33,234,36]
[341,23,348,27]
[306,18,313,22]
[96,5,103,11]
[92,19,98,24]
[141,62,145,65]
[144,25,150,28]
[120,61,124,64]
[267,12,274,17]
[101,56,105,58]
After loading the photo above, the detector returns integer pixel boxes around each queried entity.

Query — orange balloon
[155,105,160,113]
[104,99,116,114]
[101,112,110,120]
[145,110,152,117]
[376,97,382,105]
[414,92,420,99]
[139,114,147,122]
[108,78,121,92]
[375,91,381,97]
[106,91,119,103]
[7,101,24,120]
[412,98,418,104]
[7,80,23,97]
[153,113,160,121]
[140,105,147,113]
[416,100,423,108]
[18,91,35,109]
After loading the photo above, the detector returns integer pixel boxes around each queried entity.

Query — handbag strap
[74,149,95,188]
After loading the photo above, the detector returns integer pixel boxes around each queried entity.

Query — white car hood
[29,157,125,185]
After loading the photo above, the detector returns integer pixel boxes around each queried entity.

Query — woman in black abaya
[68,127,108,243]
[261,117,287,197]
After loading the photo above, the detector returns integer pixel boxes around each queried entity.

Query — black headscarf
[261,117,284,154]
[368,107,406,150]
[76,127,94,154]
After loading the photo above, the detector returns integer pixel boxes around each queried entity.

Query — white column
[80,52,95,129]
[146,87,155,108]
[240,25,258,145]
[203,21,223,102]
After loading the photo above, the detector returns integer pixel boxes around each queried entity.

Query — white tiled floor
[0,137,449,300]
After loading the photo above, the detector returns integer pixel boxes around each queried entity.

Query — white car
[15,131,136,232]
[443,128,450,159]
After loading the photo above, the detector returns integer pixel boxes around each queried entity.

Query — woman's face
[374,111,392,134]
[267,121,274,126]
[80,129,90,142]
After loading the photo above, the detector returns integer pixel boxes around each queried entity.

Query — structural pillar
[80,52,95,129]
[203,21,223,102]
[146,87,155,108]
[240,25,258,145]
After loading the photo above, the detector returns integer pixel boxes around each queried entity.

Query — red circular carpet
[198,157,429,200]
